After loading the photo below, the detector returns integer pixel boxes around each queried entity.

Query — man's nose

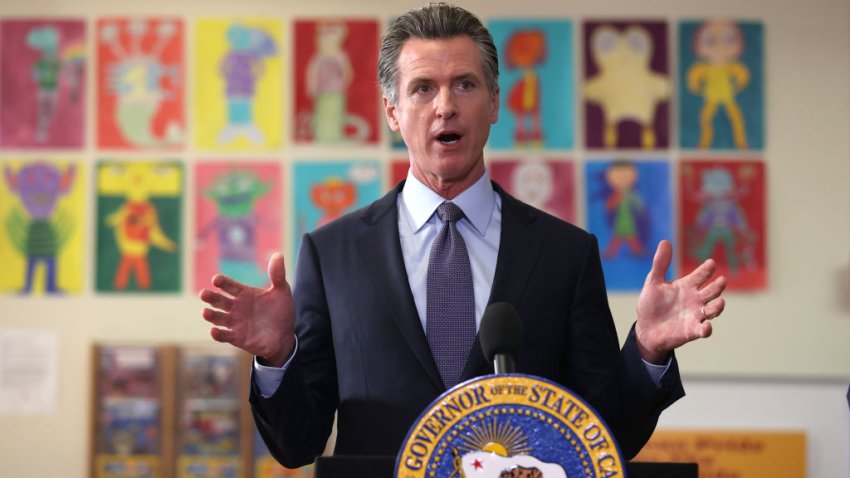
[435,88,458,119]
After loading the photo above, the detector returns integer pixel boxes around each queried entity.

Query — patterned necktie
[426,202,475,389]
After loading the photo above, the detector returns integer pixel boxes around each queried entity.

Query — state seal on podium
[396,374,625,478]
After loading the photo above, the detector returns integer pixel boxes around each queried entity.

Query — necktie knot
[437,202,464,224]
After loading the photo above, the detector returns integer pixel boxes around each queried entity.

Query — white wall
[0,0,848,477]
[657,378,850,478]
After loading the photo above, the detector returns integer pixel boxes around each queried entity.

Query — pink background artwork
[0,19,86,148]
[489,158,576,223]
[194,162,282,293]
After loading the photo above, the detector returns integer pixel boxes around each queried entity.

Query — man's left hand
[635,240,727,364]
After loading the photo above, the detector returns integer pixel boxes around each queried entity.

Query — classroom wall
[0,0,848,476]
[658,377,850,477]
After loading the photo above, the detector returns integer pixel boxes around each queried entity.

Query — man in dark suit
[200,3,727,469]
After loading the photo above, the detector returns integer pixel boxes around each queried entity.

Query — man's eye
[415,84,432,94]
[458,80,474,90]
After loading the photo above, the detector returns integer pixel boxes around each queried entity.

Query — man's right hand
[200,252,296,367]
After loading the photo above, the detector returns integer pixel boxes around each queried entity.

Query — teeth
[438,134,460,144]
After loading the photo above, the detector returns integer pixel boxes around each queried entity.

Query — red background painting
[679,159,766,290]
[293,19,379,144]
[391,160,408,188]
[97,17,184,149]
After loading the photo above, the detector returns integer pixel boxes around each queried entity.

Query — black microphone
[479,302,523,374]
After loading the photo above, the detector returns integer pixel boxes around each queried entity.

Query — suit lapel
[356,182,444,390]
[487,184,544,306]
[462,184,543,380]
[356,182,544,388]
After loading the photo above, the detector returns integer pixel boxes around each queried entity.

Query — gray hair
[378,2,499,105]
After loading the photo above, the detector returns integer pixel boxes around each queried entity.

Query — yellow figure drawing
[687,20,750,150]
[100,162,180,290]
[584,25,670,149]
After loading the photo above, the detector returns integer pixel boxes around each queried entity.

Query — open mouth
[436,132,462,144]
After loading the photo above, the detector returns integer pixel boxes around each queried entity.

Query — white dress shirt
[397,168,500,332]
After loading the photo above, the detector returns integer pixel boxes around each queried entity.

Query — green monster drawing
[198,169,272,287]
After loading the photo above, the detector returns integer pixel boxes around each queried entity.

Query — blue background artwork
[292,161,381,258]
[585,159,673,291]
[679,21,764,150]
[488,19,574,150]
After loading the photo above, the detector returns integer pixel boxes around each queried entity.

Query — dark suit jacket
[250,181,684,468]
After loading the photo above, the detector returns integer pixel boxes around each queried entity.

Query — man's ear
[489,85,500,125]
[383,96,400,132]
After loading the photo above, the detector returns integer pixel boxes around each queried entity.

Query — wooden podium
[314,456,698,478]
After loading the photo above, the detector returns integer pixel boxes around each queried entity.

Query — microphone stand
[493,354,515,375]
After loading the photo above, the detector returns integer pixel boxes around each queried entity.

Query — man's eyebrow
[407,71,480,86]
[406,75,433,86]
[453,72,479,82]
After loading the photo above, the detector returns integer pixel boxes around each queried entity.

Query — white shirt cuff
[252,336,298,398]
[642,357,671,386]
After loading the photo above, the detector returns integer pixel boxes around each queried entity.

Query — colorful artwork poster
[293,161,381,257]
[680,160,766,290]
[178,349,242,478]
[96,346,161,478]
[489,158,576,223]
[195,162,281,293]
[95,160,183,293]
[488,19,574,150]
[293,19,379,145]
[97,17,185,150]
[0,159,84,295]
[193,18,283,151]
[0,19,86,148]
[679,20,764,151]
[585,159,673,291]
[582,20,670,150]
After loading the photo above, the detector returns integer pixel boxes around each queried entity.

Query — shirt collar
[401,168,495,236]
